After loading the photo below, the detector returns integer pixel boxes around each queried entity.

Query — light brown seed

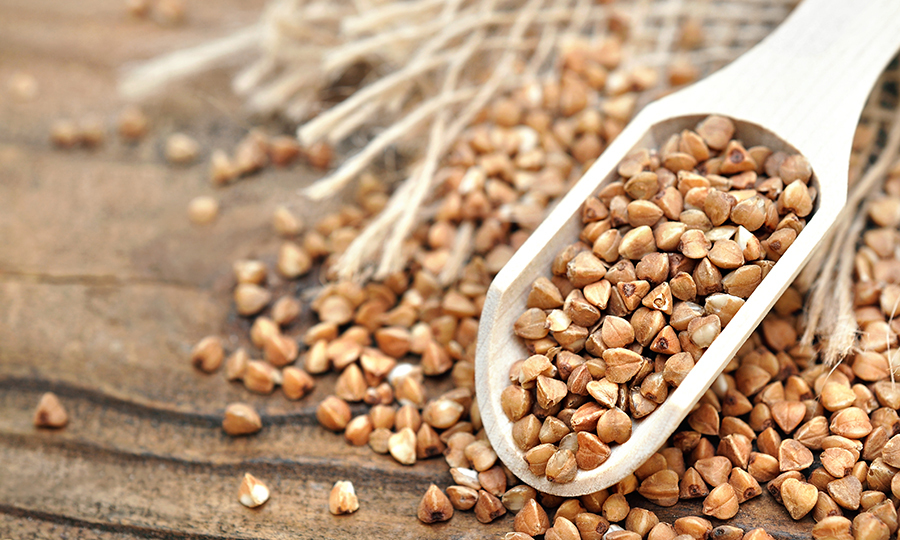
[117,106,149,141]
[536,375,569,409]
[688,403,719,435]
[568,252,609,287]
[718,434,752,469]
[779,439,814,471]
[540,416,571,444]
[263,333,299,367]
[597,407,632,444]
[329,480,359,515]
[234,283,272,317]
[515,498,551,536]
[638,469,679,507]
[243,360,279,394]
[252,317,281,348]
[770,400,806,434]
[729,467,762,503]
[474,490,507,523]
[465,439,498,471]
[781,478,817,520]
[673,516,712,540]
[577,512,612,540]
[502,385,535,421]
[238,473,269,508]
[190,335,224,373]
[515,308,550,340]
[368,428,392,454]
[821,447,857,478]
[687,315,721,348]
[528,277,565,309]
[709,526,743,540]
[277,241,312,278]
[513,415,542,451]
[827,475,863,510]
[270,297,301,327]
[418,484,454,523]
[272,206,304,237]
[696,115,734,150]
[166,133,199,164]
[344,415,374,446]
[812,516,853,540]
[663,352,694,386]
[447,485,479,511]
[224,348,248,381]
[814,492,843,522]
[695,456,732,487]
[632,307,666,346]
[603,493,630,523]
[477,465,507,497]
[708,240,744,269]
[679,229,711,259]
[281,366,314,400]
[821,382,858,412]
[619,226,657,260]
[877,434,900,467]
[830,407,873,439]
[33,392,68,428]
[233,259,267,285]
[317,396,351,432]
[500,485,537,514]
[389,427,417,465]
[414,422,444,459]
[222,403,262,436]
[602,316,635,348]
[779,154,812,184]
[702,483,739,520]
[546,448,578,483]
[575,432,611,470]
[680,467,709,499]
[422,398,465,429]
[394,404,422,434]
[602,348,644,383]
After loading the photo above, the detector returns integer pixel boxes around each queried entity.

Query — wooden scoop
[476,0,900,497]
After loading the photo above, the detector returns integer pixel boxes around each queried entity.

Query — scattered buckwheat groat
[418,484,454,523]
[33,392,68,428]
[329,480,359,515]
[190,335,224,372]
[507,113,817,482]
[187,196,219,225]
[166,132,200,164]
[118,106,149,141]
[238,473,269,508]
[50,119,79,149]
[222,403,262,436]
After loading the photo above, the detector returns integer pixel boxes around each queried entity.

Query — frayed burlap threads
[120,0,798,282]
[797,65,900,365]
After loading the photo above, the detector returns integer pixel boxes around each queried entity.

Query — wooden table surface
[0,1,817,538]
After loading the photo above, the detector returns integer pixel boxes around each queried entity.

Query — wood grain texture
[0,0,826,538]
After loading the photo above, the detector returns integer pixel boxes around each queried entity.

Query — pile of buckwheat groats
[154,20,900,540]
[505,113,817,485]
